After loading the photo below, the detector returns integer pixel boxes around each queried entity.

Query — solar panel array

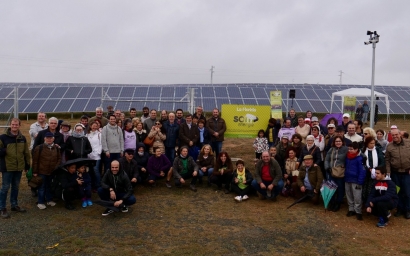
[0,83,408,114]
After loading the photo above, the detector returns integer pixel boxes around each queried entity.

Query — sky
[1,1,409,86]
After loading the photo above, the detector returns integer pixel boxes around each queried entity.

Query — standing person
[353,120,364,137]
[163,112,180,163]
[101,115,124,172]
[341,113,353,133]
[118,149,139,187]
[253,129,269,159]
[196,119,211,150]
[172,146,199,192]
[33,117,65,154]
[210,151,234,193]
[311,116,328,136]
[59,121,72,164]
[324,124,336,156]
[345,123,363,145]
[160,110,168,122]
[355,104,364,121]
[192,106,206,124]
[231,160,253,202]
[143,109,158,131]
[376,129,388,153]
[65,124,92,160]
[251,151,284,201]
[374,104,379,125]
[123,119,137,151]
[265,118,281,147]
[362,100,370,124]
[147,120,166,154]
[140,106,150,123]
[87,121,103,190]
[134,122,148,145]
[0,118,31,218]
[276,135,290,171]
[288,109,298,127]
[80,115,89,134]
[289,134,305,160]
[114,109,122,120]
[98,160,136,216]
[175,109,186,125]
[106,105,114,118]
[278,119,296,141]
[206,108,226,156]
[179,114,199,157]
[29,112,48,150]
[129,107,137,119]
[197,144,214,186]
[295,116,310,143]
[385,129,410,219]
[344,142,366,220]
[32,132,62,209]
[89,107,109,128]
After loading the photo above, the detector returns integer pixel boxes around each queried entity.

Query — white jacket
[87,130,102,160]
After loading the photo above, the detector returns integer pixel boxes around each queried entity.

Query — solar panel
[40,99,61,112]
[134,87,148,98]
[65,87,80,98]
[147,87,161,98]
[50,87,68,98]
[70,99,89,112]
[0,88,14,98]
[54,99,74,112]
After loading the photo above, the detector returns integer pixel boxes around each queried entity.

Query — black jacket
[65,136,92,160]
[101,170,133,201]
[118,157,139,180]
[33,129,66,154]
[299,144,322,166]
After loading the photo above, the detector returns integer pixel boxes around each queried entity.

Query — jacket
[296,165,323,192]
[299,144,322,166]
[253,137,269,154]
[206,117,226,142]
[172,155,198,179]
[33,129,65,154]
[65,136,92,160]
[89,116,108,127]
[135,143,150,169]
[163,121,180,148]
[254,158,282,186]
[231,169,253,187]
[196,154,214,170]
[385,138,410,173]
[101,124,124,154]
[76,171,91,191]
[87,130,102,160]
[365,179,398,208]
[100,170,133,201]
[197,127,211,147]
[324,146,348,171]
[344,153,366,185]
[118,157,139,180]
[147,128,166,154]
[29,121,48,150]
[0,128,31,172]
[32,144,61,175]
[179,123,199,147]
[265,122,281,144]
[146,154,172,177]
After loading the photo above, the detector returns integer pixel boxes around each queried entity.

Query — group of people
[0,105,409,229]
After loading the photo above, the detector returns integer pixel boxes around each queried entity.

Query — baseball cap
[45,132,54,138]
[304,118,311,122]
[336,125,345,132]
[311,116,319,122]
[327,124,335,128]
[281,135,289,140]
[391,125,398,129]
[303,155,313,160]
[343,113,350,118]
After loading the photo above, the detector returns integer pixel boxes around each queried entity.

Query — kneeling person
[173,146,199,192]
[292,155,323,204]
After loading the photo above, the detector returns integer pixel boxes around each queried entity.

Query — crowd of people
[0,103,409,228]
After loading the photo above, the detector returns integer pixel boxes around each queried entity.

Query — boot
[332,203,341,212]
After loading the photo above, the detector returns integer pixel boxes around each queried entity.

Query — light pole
[364,30,380,128]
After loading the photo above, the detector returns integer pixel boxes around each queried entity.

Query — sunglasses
[363,133,368,135]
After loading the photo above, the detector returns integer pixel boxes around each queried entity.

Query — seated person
[196,144,215,186]
[251,151,284,201]
[118,148,139,187]
[146,147,173,188]
[210,151,234,194]
[98,160,136,216]
[172,146,199,192]
[291,155,323,205]
[231,160,253,202]
[134,143,149,182]
[366,167,398,228]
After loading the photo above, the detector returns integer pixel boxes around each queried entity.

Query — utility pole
[339,70,344,85]
[210,66,215,85]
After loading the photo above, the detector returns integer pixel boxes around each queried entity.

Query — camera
[364,41,371,45]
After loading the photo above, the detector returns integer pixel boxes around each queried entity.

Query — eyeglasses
[335,140,342,143]
[328,127,334,129]
[363,133,368,135]
[155,122,161,125]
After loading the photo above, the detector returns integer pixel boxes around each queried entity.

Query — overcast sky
[1,1,409,86]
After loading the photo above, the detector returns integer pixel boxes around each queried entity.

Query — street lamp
[364,30,380,128]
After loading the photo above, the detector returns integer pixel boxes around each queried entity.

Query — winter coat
[344,153,366,185]
[32,144,61,175]
[254,158,282,186]
[147,127,166,154]
[65,136,92,160]
[206,117,226,142]
[163,121,180,148]
[87,130,102,160]
[146,154,172,177]
[365,179,398,208]
[33,129,65,155]
[118,157,139,180]
[196,154,215,170]
[296,165,323,192]
[179,123,199,147]
[299,144,322,166]
[0,128,31,172]
[385,138,410,173]
[325,146,348,171]
[172,155,198,179]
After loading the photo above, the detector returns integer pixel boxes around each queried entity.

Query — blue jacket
[366,179,398,208]
[344,154,366,185]
[163,121,180,148]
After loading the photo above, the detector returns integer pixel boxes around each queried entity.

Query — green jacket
[296,165,323,192]
[0,128,31,172]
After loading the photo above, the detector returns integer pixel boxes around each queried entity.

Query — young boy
[366,167,398,227]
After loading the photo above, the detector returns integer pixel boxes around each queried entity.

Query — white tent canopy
[330,88,390,126]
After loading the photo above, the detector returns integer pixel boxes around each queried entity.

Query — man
[140,106,150,123]
[98,160,136,216]
[33,117,65,154]
[0,118,31,218]
[291,155,323,205]
[118,149,139,187]
[278,118,296,140]
[163,112,180,163]
[29,112,48,150]
[179,114,199,149]
[355,104,364,121]
[114,109,122,120]
[172,146,199,192]
[106,105,114,118]
[101,115,124,172]
[341,113,353,132]
[129,107,137,119]
[251,151,283,201]
[311,116,327,135]
[288,108,298,127]
[325,125,352,152]
[353,120,364,137]
[89,107,109,127]
[275,135,289,170]
[206,108,226,156]
[362,100,370,124]
[345,123,363,145]
[80,115,89,134]
[192,106,206,123]
[143,109,158,131]
[175,109,186,125]
[385,129,410,219]
[160,110,168,122]
[324,124,336,155]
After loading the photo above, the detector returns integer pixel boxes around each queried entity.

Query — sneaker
[102,208,114,216]
[346,211,356,217]
[121,206,128,213]
[82,201,87,208]
[356,214,363,221]
[266,189,272,198]
[87,199,93,206]
[165,181,171,188]
[37,204,47,210]
[234,196,242,202]
[47,201,56,207]
[387,210,391,218]
[376,217,386,228]
[190,184,197,192]
[242,195,249,200]
[1,209,10,219]
[11,206,27,213]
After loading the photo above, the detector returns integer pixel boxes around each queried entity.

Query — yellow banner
[343,96,356,120]
[270,91,283,120]
[221,104,271,138]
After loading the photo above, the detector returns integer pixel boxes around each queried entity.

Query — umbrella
[94,200,121,212]
[320,180,338,210]
[287,193,311,209]
[61,158,96,168]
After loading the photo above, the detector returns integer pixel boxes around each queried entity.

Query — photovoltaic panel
[161,87,175,99]
[115,101,131,111]
[134,87,148,98]
[214,87,228,98]
[119,87,134,98]
[175,87,187,97]
[24,100,44,113]
[64,87,80,98]
[0,88,14,98]
[201,87,215,98]
[70,99,89,112]
[106,87,121,98]
[50,87,68,98]
[86,99,101,111]
[147,87,161,98]
[36,87,52,99]
[0,100,14,112]
[54,99,74,112]
[80,87,96,98]
[41,99,61,112]
[20,88,39,99]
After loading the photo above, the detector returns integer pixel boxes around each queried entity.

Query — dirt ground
[0,119,409,255]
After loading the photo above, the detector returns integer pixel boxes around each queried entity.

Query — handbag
[143,136,155,147]
[28,175,43,189]
[330,148,345,178]
[26,167,33,180]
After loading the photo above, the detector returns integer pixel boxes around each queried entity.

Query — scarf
[134,128,146,134]
[236,167,247,189]
[72,131,85,138]
[60,129,71,142]
[198,127,204,143]
[347,151,358,159]
[364,148,378,168]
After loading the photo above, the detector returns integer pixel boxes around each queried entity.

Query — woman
[305,110,313,120]
[123,118,137,151]
[116,119,123,129]
[147,121,166,154]
[210,151,234,193]
[65,124,92,160]
[324,135,348,212]
[361,136,385,203]
[197,119,211,149]
[253,129,269,159]
[197,144,214,186]
[87,121,102,190]
[94,119,103,132]
[135,143,150,183]
[132,117,141,129]
[376,129,388,153]
[146,147,173,187]
[295,116,310,142]
[231,160,253,202]
[326,117,338,127]
[344,142,366,220]
[311,126,325,155]
[134,122,148,145]
[59,121,72,164]
[289,133,305,159]
[299,135,322,168]
[284,149,299,187]
[265,118,281,147]
[172,146,199,192]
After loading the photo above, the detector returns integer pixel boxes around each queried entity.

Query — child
[253,129,269,160]
[76,164,93,208]
[231,160,253,202]
[366,167,398,227]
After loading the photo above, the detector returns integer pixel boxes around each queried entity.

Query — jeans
[0,171,22,209]
[211,141,223,156]
[362,112,368,123]
[104,153,121,173]
[198,168,214,183]
[371,201,394,222]
[97,187,136,206]
[251,179,284,199]
[391,172,410,211]
[165,147,176,164]
[231,184,252,197]
[174,172,198,186]
[38,174,53,204]
[329,176,345,204]
[93,159,101,189]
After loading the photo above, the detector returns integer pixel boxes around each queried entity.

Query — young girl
[253,129,269,159]
[76,164,92,208]
[231,160,253,202]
